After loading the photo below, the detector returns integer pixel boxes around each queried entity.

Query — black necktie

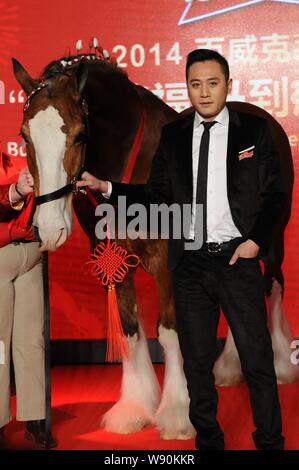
[195,121,217,244]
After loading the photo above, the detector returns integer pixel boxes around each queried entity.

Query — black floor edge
[50,338,225,365]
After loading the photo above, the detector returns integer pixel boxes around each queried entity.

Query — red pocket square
[238,149,254,161]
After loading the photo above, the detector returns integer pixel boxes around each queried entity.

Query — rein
[121,102,145,185]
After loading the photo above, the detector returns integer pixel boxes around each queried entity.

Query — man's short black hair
[186,49,230,81]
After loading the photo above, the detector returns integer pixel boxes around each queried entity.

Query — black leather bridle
[34,174,82,205]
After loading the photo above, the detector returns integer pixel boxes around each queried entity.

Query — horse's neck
[136,85,178,125]
[84,69,178,183]
[83,69,139,179]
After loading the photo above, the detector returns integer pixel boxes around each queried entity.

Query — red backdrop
[0,0,298,339]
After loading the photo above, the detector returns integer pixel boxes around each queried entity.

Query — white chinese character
[194,37,225,54]
[291,80,299,116]
[151,82,165,100]
[228,80,246,102]
[229,35,258,64]
[261,33,290,63]
[293,34,299,61]
[165,83,190,112]
[248,78,289,117]
[248,79,273,111]
[273,77,288,118]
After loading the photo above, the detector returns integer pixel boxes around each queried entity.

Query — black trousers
[172,240,284,450]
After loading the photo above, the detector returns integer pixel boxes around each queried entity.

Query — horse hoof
[177,429,196,440]
[160,427,195,441]
[215,373,244,387]
[101,400,153,434]
[155,403,195,441]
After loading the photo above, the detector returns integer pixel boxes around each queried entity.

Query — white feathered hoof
[155,404,196,440]
[213,356,244,386]
[101,400,153,434]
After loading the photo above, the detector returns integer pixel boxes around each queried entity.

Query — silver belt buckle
[207,243,222,253]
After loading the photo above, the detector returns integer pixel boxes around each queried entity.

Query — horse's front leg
[101,270,161,434]
[150,249,195,440]
[156,324,195,440]
[265,265,299,384]
[213,328,243,386]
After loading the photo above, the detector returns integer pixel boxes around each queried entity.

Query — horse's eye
[74,132,87,145]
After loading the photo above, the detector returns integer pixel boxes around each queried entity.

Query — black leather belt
[203,237,244,253]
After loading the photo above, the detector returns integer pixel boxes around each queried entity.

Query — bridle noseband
[34,175,82,206]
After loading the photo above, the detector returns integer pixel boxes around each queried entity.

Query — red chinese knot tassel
[87,240,140,362]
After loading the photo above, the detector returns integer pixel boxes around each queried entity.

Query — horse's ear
[12,58,37,95]
[76,60,88,94]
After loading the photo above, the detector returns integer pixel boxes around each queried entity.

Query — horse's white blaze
[155,325,195,439]
[29,106,72,250]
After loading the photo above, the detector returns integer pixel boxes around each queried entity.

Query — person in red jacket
[0,150,56,449]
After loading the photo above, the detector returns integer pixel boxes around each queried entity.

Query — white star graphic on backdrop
[179,0,299,26]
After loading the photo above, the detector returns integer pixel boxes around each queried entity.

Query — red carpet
[4,365,299,450]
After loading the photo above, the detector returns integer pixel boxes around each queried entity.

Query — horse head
[12,56,88,251]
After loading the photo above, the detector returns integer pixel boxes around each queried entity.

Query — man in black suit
[77,49,287,450]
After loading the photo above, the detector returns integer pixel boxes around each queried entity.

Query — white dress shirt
[189,106,241,242]
[105,105,241,243]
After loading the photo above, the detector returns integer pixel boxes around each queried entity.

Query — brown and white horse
[12,52,298,437]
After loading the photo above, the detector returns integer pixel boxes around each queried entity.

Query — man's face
[187,60,232,121]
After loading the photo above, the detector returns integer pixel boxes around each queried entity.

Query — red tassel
[86,240,139,363]
[106,283,128,362]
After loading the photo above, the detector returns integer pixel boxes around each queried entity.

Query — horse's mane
[41,54,126,80]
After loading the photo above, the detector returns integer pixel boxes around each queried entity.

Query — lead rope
[84,104,145,362]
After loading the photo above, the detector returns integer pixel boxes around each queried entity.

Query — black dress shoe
[25,420,57,449]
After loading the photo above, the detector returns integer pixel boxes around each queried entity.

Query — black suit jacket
[109,109,288,270]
